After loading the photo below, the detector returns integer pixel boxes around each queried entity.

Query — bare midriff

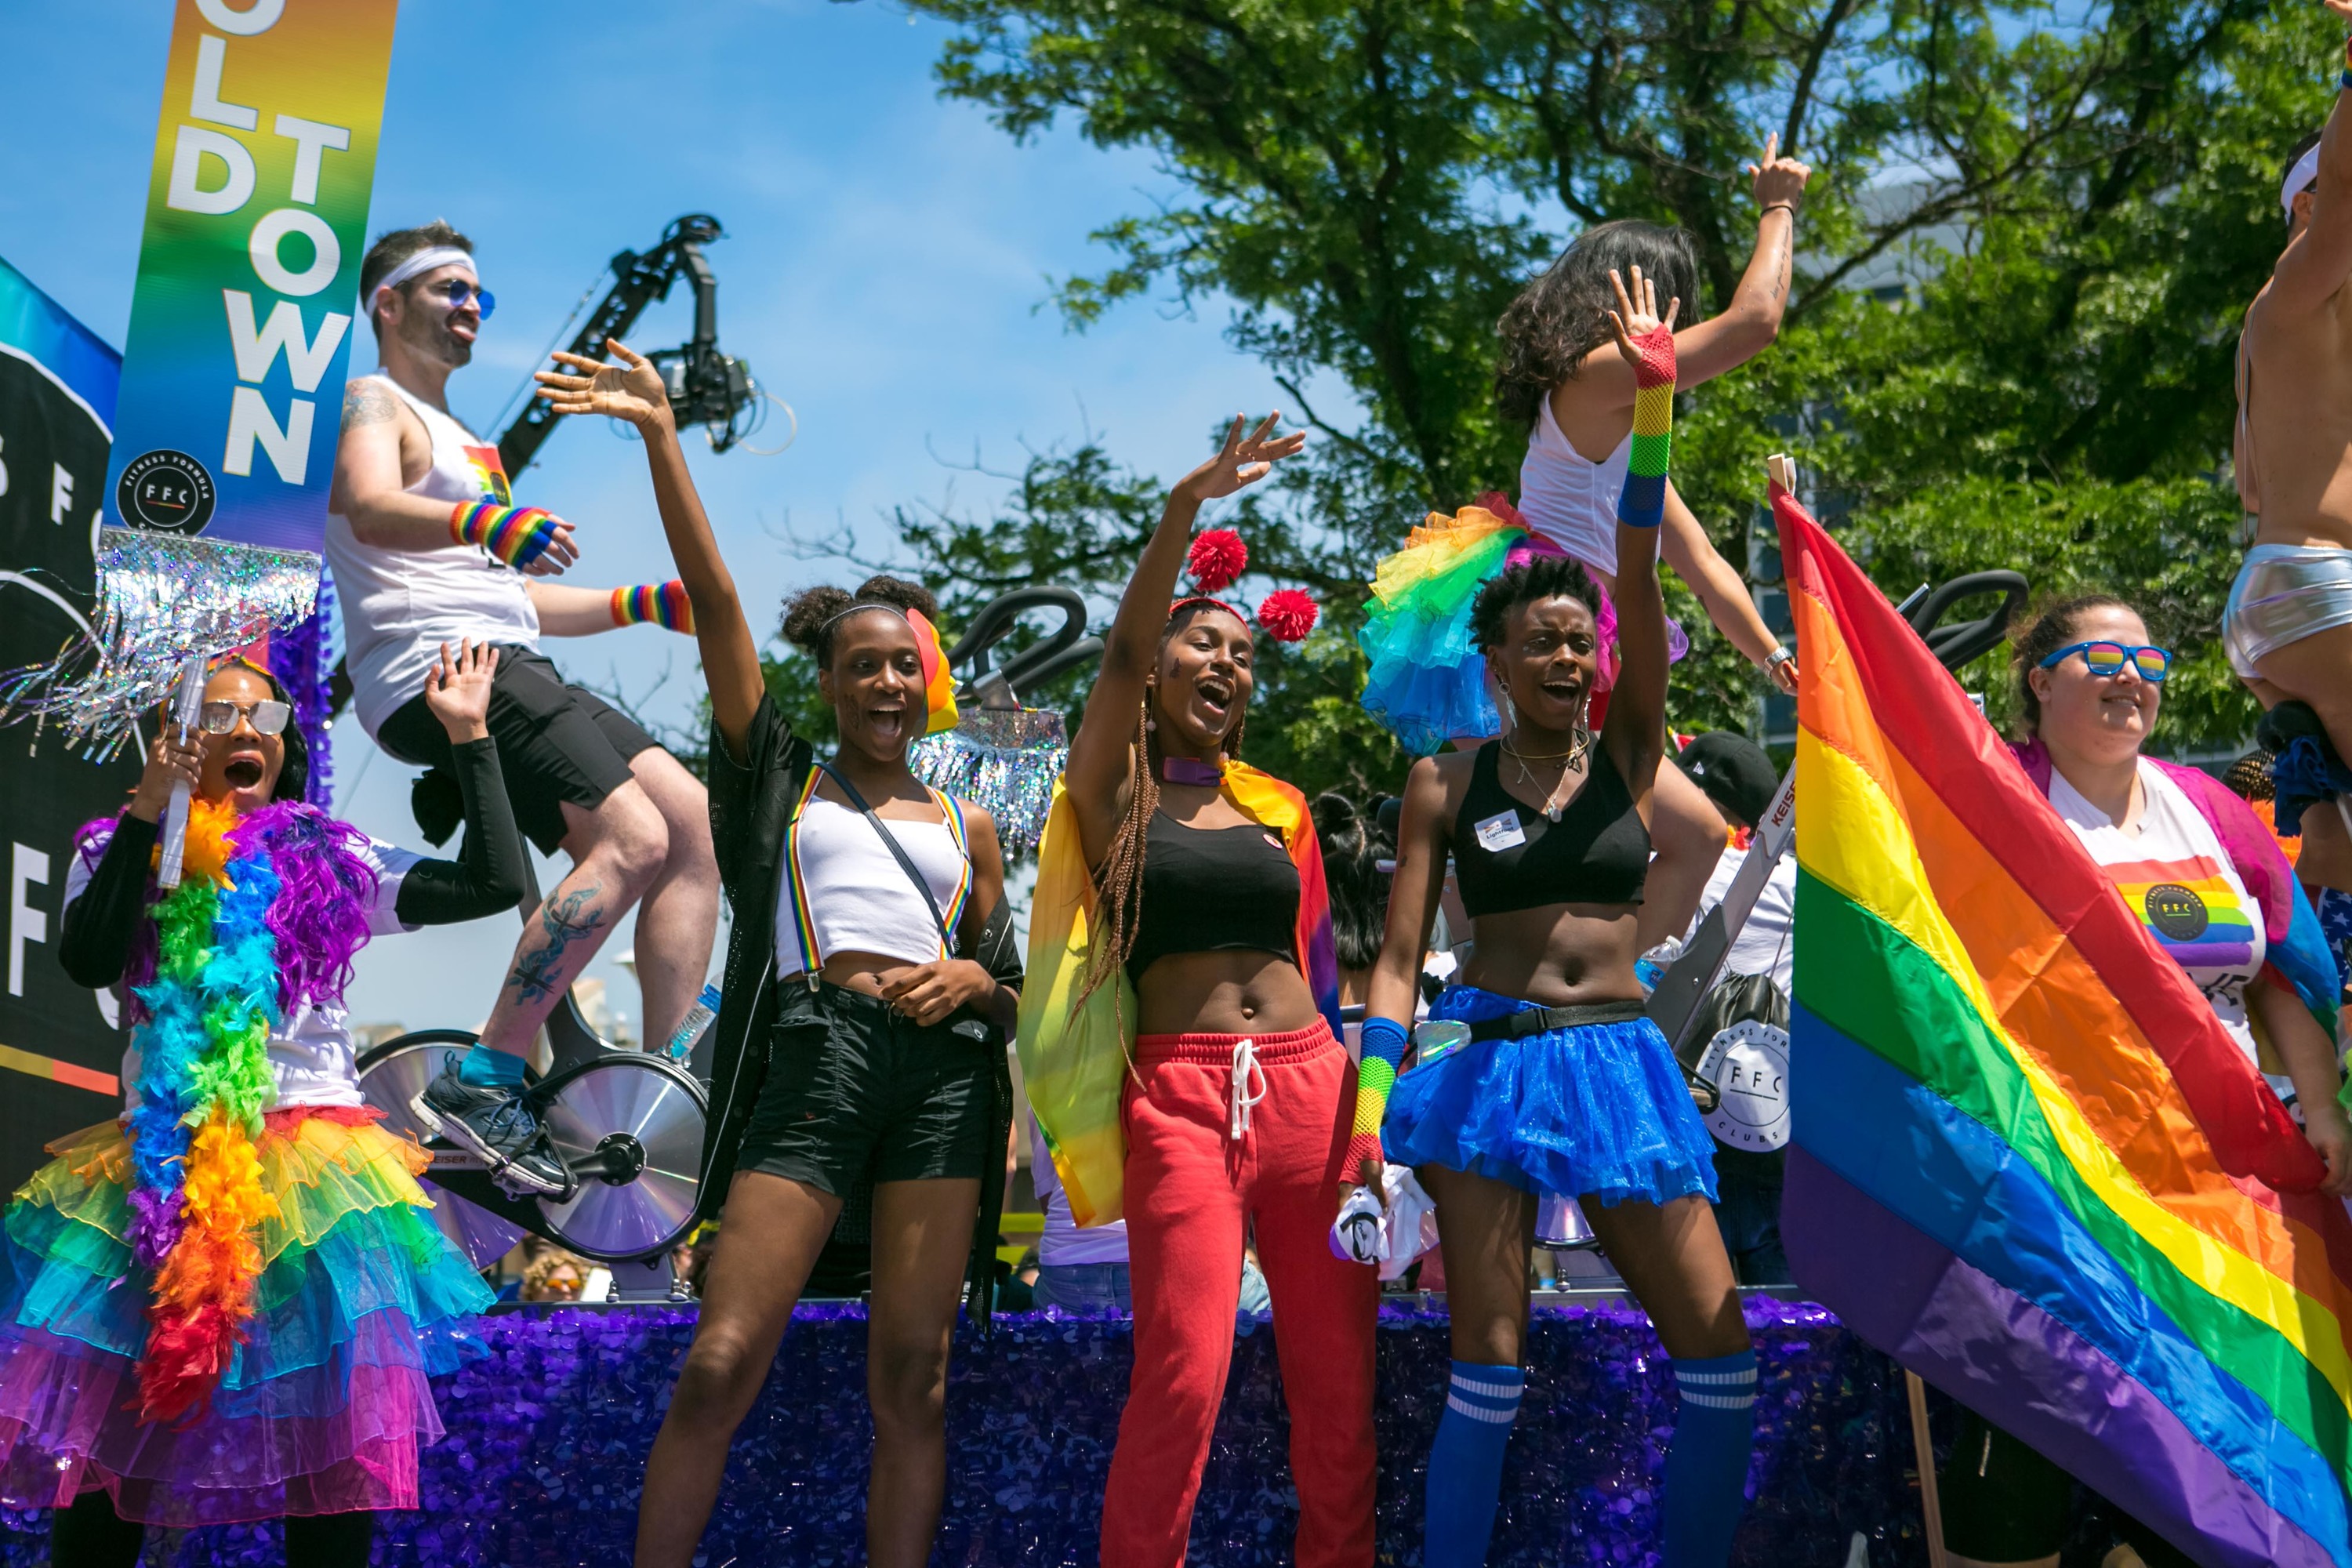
[1133,949,1321,1036]
[2246,283,2352,552]
[1461,902,1646,1010]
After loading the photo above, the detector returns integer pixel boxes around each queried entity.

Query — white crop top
[1518,394,1632,579]
[325,374,542,738]
[775,793,972,976]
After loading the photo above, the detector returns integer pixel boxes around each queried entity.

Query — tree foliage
[855,0,2337,783]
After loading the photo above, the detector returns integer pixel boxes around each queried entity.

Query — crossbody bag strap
[814,764,966,958]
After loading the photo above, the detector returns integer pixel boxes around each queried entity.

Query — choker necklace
[1504,727,1592,822]
[1159,755,1223,787]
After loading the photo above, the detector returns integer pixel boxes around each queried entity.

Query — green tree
[878,0,2328,768]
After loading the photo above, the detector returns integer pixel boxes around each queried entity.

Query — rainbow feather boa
[75,797,379,1425]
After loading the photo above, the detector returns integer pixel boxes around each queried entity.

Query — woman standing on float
[1360,273,1754,1568]
[1022,414,1377,1566]
[2,643,521,1567]
[531,340,1022,1568]
[1486,138,1813,941]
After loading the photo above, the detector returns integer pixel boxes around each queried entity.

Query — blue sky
[0,0,1332,1036]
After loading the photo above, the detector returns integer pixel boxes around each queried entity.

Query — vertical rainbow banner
[0,0,400,755]
[1775,480,2352,1567]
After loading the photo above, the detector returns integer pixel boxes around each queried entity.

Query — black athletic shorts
[1940,1408,2197,1568]
[376,644,658,856]
[737,981,996,1193]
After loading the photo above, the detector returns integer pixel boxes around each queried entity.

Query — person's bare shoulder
[339,376,403,435]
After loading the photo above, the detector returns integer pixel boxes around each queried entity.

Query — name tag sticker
[1473,811,1527,852]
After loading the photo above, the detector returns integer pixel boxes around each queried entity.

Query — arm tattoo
[505,884,609,1004]
[340,379,401,434]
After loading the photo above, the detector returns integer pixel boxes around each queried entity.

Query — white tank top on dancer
[1518,396,1632,579]
[325,374,542,738]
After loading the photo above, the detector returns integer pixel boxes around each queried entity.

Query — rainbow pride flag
[1774,483,2352,1568]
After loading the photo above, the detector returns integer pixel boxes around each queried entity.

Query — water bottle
[665,983,721,1064]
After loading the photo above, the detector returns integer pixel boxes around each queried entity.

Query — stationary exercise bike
[354,858,709,1273]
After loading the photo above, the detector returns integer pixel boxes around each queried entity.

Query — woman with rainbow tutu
[1355,271,1756,1568]
[2,642,522,1566]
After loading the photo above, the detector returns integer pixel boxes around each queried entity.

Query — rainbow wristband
[612,581,695,634]
[1618,325,1678,529]
[1346,1015,1410,1176]
[452,500,560,568]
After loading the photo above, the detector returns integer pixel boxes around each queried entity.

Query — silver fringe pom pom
[908,708,1068,859]
[0,528,322,759]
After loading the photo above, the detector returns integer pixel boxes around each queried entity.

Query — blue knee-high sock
[1663,1348,1756,1568]
[1423,1360,1523,1568]
[457,1044,526,1091]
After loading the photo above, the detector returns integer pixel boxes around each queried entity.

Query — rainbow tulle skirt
[0,1105,491,1524]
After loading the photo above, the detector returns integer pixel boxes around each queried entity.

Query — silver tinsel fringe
[908,708,1068,858]
[0,527,322,760]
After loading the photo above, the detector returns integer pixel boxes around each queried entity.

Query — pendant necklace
[1503,728,1592,822]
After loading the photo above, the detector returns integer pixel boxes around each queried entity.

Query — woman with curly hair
[532,340,1023,1568]
[1020,413,1377,1566]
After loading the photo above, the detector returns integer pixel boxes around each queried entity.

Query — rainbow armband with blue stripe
[1617,326,1677,529]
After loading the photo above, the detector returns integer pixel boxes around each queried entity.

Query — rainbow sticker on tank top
[2103,854,2257,969]
[462,444,513,506]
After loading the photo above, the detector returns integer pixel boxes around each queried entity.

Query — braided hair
[1074,601,1251,1007]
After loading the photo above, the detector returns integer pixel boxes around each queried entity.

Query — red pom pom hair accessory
[1255,589,1319,644]
[1187,528,1248,593]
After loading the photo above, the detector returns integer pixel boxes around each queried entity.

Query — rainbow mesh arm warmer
[1617,325,1679,529]
[451,500,561,568]
[612,581,695,633]
[1347,1015,1410,1178]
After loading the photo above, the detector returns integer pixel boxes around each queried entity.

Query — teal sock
[1664,1348,1757,1568]
[457,1044,527,1091]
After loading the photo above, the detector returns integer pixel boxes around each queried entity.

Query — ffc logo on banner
[107,0,399,553]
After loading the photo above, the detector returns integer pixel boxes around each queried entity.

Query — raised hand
[534,338,674,433]
[423,638,499,742]
[1171,412,1308,506]
[2329,0,2352,24]
[1606,266,1681,364]
[1747,132,1813,213]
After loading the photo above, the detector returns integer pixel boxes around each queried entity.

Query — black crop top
[1127,813,1300,982]
[1452,742,1649,917]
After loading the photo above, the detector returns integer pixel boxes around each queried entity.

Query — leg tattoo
[506,884,609,1005]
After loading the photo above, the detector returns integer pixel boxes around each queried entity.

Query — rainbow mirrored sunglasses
[2037,641,2172,683]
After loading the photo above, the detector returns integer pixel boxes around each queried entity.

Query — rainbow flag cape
[1018,762,1341,1226]
[1775,483,2352,1568]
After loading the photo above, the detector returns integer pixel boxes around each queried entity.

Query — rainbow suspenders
[782,771,974,989]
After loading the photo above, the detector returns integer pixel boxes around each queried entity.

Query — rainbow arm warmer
[1347,1014,1410,1178]
[1617,325,1679,529]
[612,581,696,633]
[452,500,562,568]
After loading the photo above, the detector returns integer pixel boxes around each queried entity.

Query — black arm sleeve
[392,736,530,926]
[57,815,158,989]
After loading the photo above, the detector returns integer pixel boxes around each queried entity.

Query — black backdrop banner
[0,256,137,1194]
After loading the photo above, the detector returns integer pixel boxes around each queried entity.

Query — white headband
[368,246,475,314]
[2283,143,2323,220]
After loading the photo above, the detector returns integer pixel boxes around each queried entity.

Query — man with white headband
[2230,3,2352,932]
[328,222,719,1199]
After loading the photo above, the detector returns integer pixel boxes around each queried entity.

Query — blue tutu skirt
[1382,985,1718,1207]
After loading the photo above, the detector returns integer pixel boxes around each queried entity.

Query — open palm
[535,338,672,430]
[1173,412,1307,505]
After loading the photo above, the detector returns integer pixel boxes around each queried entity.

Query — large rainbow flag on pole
[1774,480,2352,1567]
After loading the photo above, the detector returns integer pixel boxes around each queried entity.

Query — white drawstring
[1229,1036,1268,1141]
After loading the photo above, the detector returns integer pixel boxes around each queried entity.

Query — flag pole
[1906,1370,1950,1568]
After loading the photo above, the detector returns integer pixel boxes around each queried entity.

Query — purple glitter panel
[0,1301,2121,1566]
[271,569,333,808]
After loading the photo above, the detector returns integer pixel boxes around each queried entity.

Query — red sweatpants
[1098,1021,1379,1568]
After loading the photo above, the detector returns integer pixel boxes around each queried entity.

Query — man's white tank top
[1517,394,1631,579]
[325,374,540,737]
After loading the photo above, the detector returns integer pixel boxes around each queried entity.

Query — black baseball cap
[1675,732,1777,829]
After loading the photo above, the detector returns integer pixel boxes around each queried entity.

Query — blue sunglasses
[420,277,496,320]
[2038,640,2172,683]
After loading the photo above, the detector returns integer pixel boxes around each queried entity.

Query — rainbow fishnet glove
[1347,1015,1410,1178]
[452,500,561,568]
[612,581,695,633]
[1617,325,1678,529]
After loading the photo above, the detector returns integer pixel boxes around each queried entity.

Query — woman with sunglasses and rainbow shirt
[1933,596,2351,1568]
[0,644,526,1568]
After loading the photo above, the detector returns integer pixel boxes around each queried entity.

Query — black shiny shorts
[737,981,996,1193]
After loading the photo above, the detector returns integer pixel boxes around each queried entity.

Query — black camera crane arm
[494,213,740,479]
